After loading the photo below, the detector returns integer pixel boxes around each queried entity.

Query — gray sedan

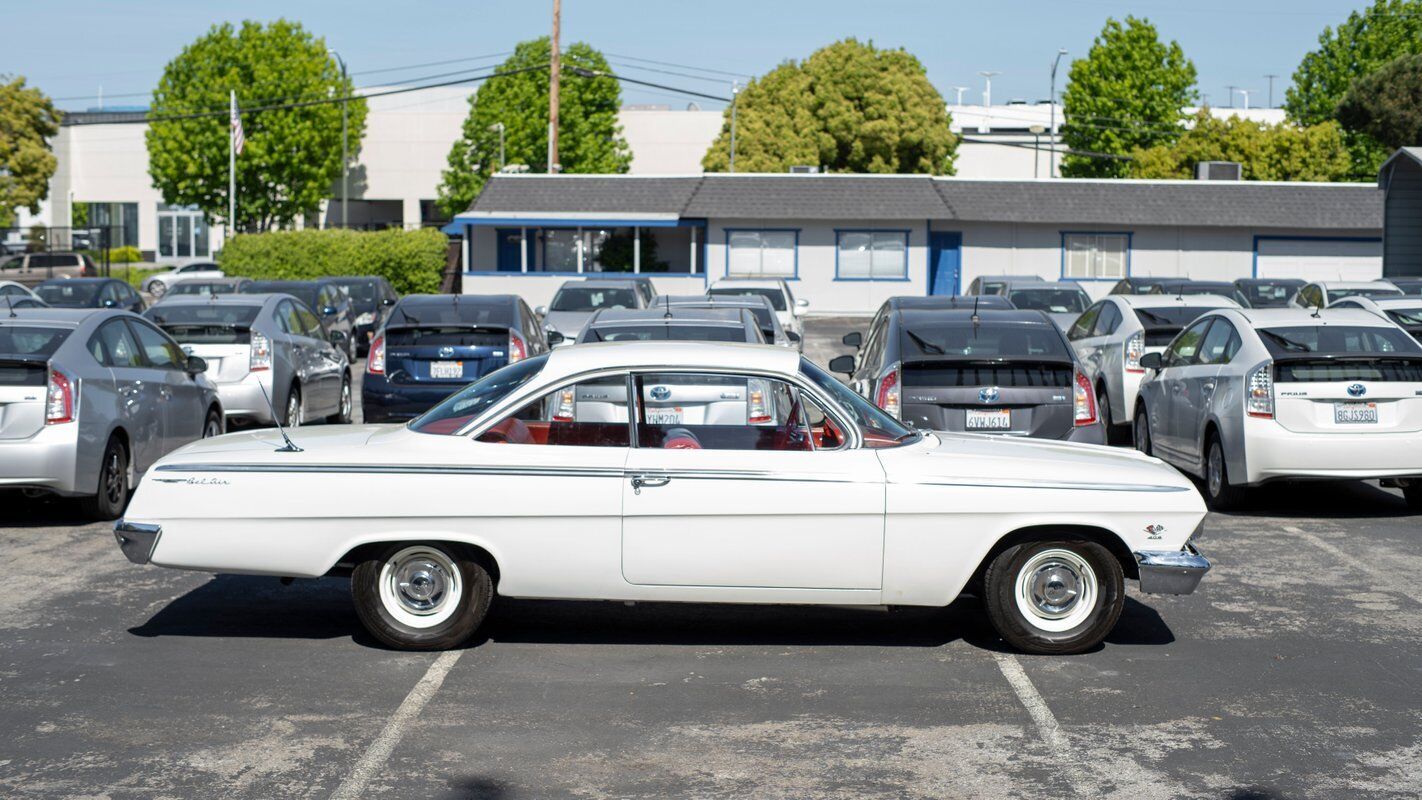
[0,308,223,519]
[144,294,351,428]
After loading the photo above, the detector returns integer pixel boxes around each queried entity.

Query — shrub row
[217,228,448,295]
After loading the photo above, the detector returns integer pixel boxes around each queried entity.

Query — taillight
[46,368,74,425]
[747,378,772,424]
[1246,362,1274,418]
[249,331,272,372]
[367,334,385,375]
[1124,331,1145,373]
[1073,367,1097,426]
[553,388,575,422]
[508,331,527,363]
[875,363,902,419]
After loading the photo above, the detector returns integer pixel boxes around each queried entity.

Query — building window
[837,230,908,280]
[1063,233,1129,280]
[727,230,796,277]
[75,202,139,249]
[157,204,212,261]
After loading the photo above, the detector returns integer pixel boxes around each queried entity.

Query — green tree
[437,38,630,218]
[1128,110,1352,182]
[703,39,957,174]
[0,77,60,229]
[146,20,366,232]
[1336,53,1422,154]
[1060,17,1198,179]
[1284,0,1422,178]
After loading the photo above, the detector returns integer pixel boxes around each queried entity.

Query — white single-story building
[446,173,1384,314]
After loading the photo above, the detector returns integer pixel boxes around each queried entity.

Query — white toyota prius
[114,342,1210,654]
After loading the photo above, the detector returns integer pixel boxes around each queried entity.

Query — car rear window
[1239,282,1300,307]
[1385,308,1422,328]
[385,326,508,347]
[35,283,101,306]
[333,279,378,305]
[899,322,1070,359]
[1327,287,1403,302]
[245,282,319,308]
[1006,289,1088,314]
[550,287,638,312]
[1132,306,1223,346]
[387,302,512,328]
[1259,325,1421,358]
[585,324,749,343]
[169,282,237,296]
[145,305,260,344]
[0,326,70,385]
[409,354,549,435]
[708,287,786,311]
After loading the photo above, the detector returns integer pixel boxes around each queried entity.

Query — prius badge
[1347,383,1367,397]
[978,386,1000,404]
[650,385,672,401]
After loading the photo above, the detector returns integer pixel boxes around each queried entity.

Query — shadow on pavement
[440,777,513,800]
[1219,478,1414,520]
[0,491,102,528]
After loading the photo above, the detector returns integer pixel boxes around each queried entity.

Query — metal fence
[1,226,125,280]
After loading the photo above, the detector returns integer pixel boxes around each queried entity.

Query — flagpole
[229,90,236,237]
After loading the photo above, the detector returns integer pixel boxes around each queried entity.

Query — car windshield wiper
[903,329,947,355]
[1134,309,1176,326]
[1259,330,1312,352]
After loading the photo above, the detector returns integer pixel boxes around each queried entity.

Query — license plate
[1333,402,1378,424]
[966,409,1012,430]
[429,361,463,379]
[646,408,682,425]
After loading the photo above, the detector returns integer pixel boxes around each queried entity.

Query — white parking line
[1284,524,1420,607]
[329,650,463,800]
[993,653,1068,748]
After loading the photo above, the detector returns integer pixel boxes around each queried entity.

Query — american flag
[230,97,245,155]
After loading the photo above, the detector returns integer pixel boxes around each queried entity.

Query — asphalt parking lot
[1,319,1420,799]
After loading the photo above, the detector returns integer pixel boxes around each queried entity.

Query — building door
[157,205,212,262]
[1255,237,1381,283]
[496,228,532,272]
[928,232,962,296]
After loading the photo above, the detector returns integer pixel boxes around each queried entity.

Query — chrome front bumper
[114,520,162,565]
[1135,543,1210,595]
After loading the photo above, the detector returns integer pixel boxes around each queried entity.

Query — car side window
[475,375,630,447]
[89,320,144,368]
[1164,319,1212,368]
[1092,302,1121,336]
[1068,304,1102,340]
[127,320,185,370]
[633,372,815,451]
[273,300,295,334]
[296,305,324,338]
[1197,319,1238,365]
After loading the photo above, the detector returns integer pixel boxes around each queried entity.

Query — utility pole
[229,90,236,236]
[729,81,741,173]
[1225,85,1238,109]
[547,0,561,173]
[1049,48,1067,179]
[330,50,348,228]
[1264,74,1279,108]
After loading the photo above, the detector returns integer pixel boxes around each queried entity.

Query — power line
[351,51,513,77]
[601,51,752,79]
[566,65,731,102]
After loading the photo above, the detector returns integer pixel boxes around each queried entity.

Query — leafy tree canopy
[702,38,957,174]
[146,20,366,232]
[438,38,630,218]
[1060,16,1198,179]
[1128,110,1352,182]
[0,76,59,229]
[1336,53,1422,154]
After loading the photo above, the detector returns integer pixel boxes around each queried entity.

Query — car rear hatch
[900,359,1076,438]
[157,324,253,383]
[1272,355,1422,434]
[384,325,511,385]
[0,357,49,440]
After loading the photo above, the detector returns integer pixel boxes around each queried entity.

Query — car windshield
[246,283,319,308]
[409,354,549,435]
[1385,308,1422,328]
[1258,326,1422,357]
[799,357,915,446]
[1239,282,1300,307]
[550,287,638,312]
[1006,289,1088,314]
[170,282,238,296]
[708,286,786,311]
[145,305,261,344]
[333,280,378,306]
[585,324,749,343]
[899,322,1070,358]
[1328,287,1404,302]
[35,283,101,306]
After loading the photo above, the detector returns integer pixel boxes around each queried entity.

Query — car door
[273,300,315,412]
[295,302,341,412]
[1067,302,1105,369]
[1155,318,1215,461]
[89,319,166,471]
[1184,319,1241,466]
[127,318,205,452]
[621,371,886,592]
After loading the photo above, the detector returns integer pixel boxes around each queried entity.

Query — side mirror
[322,306,337,316]
[102,299,117,308]
[546,330,566,346]
[535,305,548,317]
[786,330,802,343]
[1139,352,1164,371]
[828,355,856,375]
[185,356,208,376]
[382,298,396,306]
[841,331,863,348]
[793,298,809,316]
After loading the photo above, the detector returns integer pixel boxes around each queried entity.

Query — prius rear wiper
[904,329,946,355]
[1259,330,1311,352]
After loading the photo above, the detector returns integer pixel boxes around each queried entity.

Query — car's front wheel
[1204,435,1245,510]
[148,280,167,298]
[328,375,353,424]
[1133,406,1152,456]
[983,540,1124,655]
[352,543,493,650]
[81,436,130,521]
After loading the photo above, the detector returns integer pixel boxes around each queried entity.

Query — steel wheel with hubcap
[1133,408,1152,455]
[328,376,352,424]
[203,410,222,438]
[352,543,493,650]
[81,437,130,520]
[984,540,1123,655]
[284,386,302,428]
[1204,436,1244,510]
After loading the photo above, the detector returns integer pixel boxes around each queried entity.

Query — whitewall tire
[352,542,492,650]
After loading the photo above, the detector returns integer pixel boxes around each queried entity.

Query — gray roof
[464,174,1383,231]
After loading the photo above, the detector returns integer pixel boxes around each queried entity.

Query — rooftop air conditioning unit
[788,165,820,174]
[1195,161,1243,181]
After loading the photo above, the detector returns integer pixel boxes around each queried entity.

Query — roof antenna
[971,294,981,328]
[4,294,15,318]
[258,383,304,453]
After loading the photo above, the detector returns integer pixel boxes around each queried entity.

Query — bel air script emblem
[649,386,672,401]
[978,386,1000,404]
[1347,383,1367,397]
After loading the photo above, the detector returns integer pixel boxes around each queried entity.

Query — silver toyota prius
[0,308,223,519]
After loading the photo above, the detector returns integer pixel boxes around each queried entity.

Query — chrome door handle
[630,474,670,494]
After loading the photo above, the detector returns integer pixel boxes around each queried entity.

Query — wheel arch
[328,538,502,588]
[968,524,1138,594]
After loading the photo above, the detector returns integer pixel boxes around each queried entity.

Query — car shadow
[129,575,1176,653]
[1217,478,1414,520]
[0,491,103,529]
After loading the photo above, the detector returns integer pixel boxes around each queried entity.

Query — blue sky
[10,0,1369,112]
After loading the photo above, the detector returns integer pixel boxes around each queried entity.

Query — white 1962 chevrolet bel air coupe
[114,342,1210,654]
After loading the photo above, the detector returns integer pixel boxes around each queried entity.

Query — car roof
[976,274,1041,281]
[1156,279,1234,288]
[659,294,773,309]
[543,340,799,378]
[1310,280,1399,289]
[398,293,514,307]
[709,278,785,288]
[591,307,749,325]
[1235,277,1303,285]
[1341,297,1422,310]
[327,275,384,283]
[1000,280,1088,291]
[3,308,124,326]
[1223,307,1396,327]
[1116,293,1241,309]
[896,308,1055,325]
[152,293,272,307]
[887,295,1013,310]
[565,279,643,289]
[245,279,327,289]
[36,277,115,285]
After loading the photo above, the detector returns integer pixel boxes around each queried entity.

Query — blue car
[362,294,548,423]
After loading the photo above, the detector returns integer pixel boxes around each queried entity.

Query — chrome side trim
[1135,544,1210,595]
[628,468,867,484]
[155,463,624,479]
[114,520,162,565]
[900,477,1191,493]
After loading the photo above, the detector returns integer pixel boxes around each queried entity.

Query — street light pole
[729,81,741,173]
[1264,74,1278,108]
[330,49,348,229]
[490,122,506,170]
[1030,124,1046,179]
[1049,48,1067,179]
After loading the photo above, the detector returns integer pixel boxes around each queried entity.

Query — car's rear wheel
[328,375,353,424]
[284,385,302,428]
[352,543,493,650]
[1096,384,1116,444]
[81,436,130,521]
[984,540,1124,655]
[1204,435,1245,510]
[1133,406,1152,456]
[202,409,223,438]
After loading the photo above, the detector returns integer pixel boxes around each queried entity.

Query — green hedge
[217,228,448,295]
[106,246,143,263]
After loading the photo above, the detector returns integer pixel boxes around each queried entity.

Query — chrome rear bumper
[1135,544,1210,595]
[114,520,161,565]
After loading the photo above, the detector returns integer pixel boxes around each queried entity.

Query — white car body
[1135,307,1422,493]
[141,263,225,297]
[1068,293,1240,433]
[117,342,1207,647]
[1328,296,1422,343]
[707,278,807,339]
[1288,280,1403,310]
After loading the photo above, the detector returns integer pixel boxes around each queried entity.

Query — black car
[328,276,399,356]
[242,279,358,361]
[33,278,144,313]
[839,295,1013,352]
[363,294,549,423]
[830,307,1104,443]
[1107,277,1172,295]
[1233,278,1304,308]
[1147,280,1251,307]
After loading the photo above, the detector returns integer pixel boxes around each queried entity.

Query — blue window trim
[1250,235,1383,279]
[723,228,801,281]
[1059,231,1133,282]
[832,228,912,282]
